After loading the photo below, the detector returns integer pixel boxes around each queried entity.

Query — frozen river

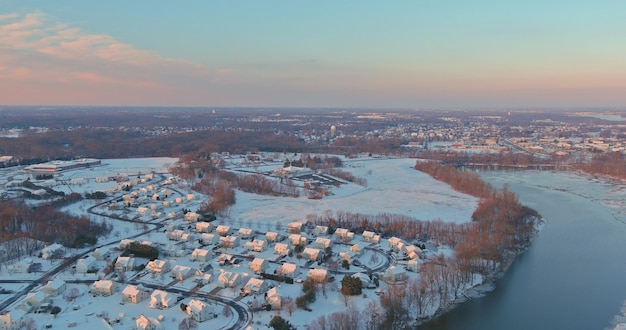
[420,170,626,330]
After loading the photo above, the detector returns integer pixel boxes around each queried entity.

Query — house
[91,280,117,296]
[171,265,196,281]
[41,243,64,259]
[334,228,354,242]
[149,290,175,309]
[217,270,240,288]
[119,239,135,250]
[265,231,278,242]
[218,253,234,265]
[122,284,150,304]
[191,248,212,262]
[276,263,298,279]
[339,251,358,264]
[382,265,407,282]
[115,256,136,272]
[313,225,328,236]
[307,268,328,283]
[245,239,267,252]
[24,291,48,309]
[249,258,268,273]
[243,278,267,295]
[184,212,200,222]
[387,237,404,251]
[265,287,281,310]
[200,233,218,245]
[216,225,231,236]
[352,272,372,288]
[287,222,303,234]
[76,256,97,273]
[146,259,171,274]
[41,279,66,297]
[407,259,421,273]
[238,227,253,239]
[362,230,380,243]
[11,258,34,274]
[137,206,148,216]
[135,314,163,330]
[274,243,290,256]
[0,309,26,330]
[92,246,111,261]
[219,236,239,249]
[302,247,321,261]
[196,222,212,233]
[288,234,307,246]
[405,245,423,259]
[168,229,185,241]
[186,299,214,322]
[314,237,331,249]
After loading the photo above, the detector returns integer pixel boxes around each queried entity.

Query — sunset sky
[1,1,625,109]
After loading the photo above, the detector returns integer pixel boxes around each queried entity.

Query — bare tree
[178,317,198,330]
[284,296,295,316]
[222,304,232,318]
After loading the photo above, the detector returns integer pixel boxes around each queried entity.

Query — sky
[1,1,626,109]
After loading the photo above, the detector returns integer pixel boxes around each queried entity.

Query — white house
[218,253,234,265]
[146,259,171,274]
[362,230,380,243]
[314,237,331,249]
[313,225,328,236]
[92,246,111,261]
[265,287,281,310]
[407,259,421,273]
[265,231,278,242]
[245,239,267,252]
[149,290,175,309]
[287,222,303,234]
[302,247,321,261]
[249,258,268,273]
[184,212,200,222]
[76,256,97,274]
[191,248,212,262]
[216,225,231,236]
[238,227,253,239]
[387,237,404,251]
[187,299,214,322]
[200,233,218,245]
[171,265,196,281]
[382,265,407,282]
[122,284,150,304]
[24,291,48,310]
[288,234,307,246]
[0,309,26,330]
[91,280,117,296]
[135,314,163,330]
[119,239,135,250]
[168,229,185,241]
[334,228,354,242]
[217,270,240,288]
[276,263,298,279]
[219,236,239,249]
[115,256,136,272]
[42,279,66,297]
[196,222,212,233]
[307,268,328,283]
[274,243,290,256]
[41,243,64,259]
[242,278,267,295]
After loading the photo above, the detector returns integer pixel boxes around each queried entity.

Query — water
[420,171,626,330]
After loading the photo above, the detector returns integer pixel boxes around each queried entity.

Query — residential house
[313,225,328,236]
[249,258,268,273]
[382,265,407,282]
[91,280,117,296]
[119,239,135,250]
[274,243,290,256]
[218,253,234,265]
[149,290,175,309]
[184,212,200,222]
[186,299,214,322]
[92,246,111,261]
[265,231,278,242]
[168,229,185,241]
[339,251,358,264]
[314,237,331,249]
[243,278,267,295]
[334,228,354,242]
[41,279,66,297]
[122,284,150,304]
[265,287,281,310]
[405,245,423,259]
[146,259,171,274]
[171,265,196,281]
[276,263,298,279]
[288,234,307,247]
[0,310,26,330]
[407,259,421,273]
[302,248,321,261]
[24,291,48,310]
[307,268,328,283]
[115,256,136,272]
[10,258,34,274]
[287,222,303,234]
[387,237,404,251]
[196,222,212,233]
[191,248,212,262]
[200,233,218,245]
[245,239,267,252]
[135,314,163,330]
[238,227,253,239]
[352,272,372,288]
[41,243,64,259]
[362,231,380,243]
[216,225,231,236]
[219,236,239,249]
[217,270,240,288]
[76,256,97,274]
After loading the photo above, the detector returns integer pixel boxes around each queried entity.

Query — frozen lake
[421,170,626,330]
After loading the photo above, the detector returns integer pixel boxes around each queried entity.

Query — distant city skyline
[1,1,625,109]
